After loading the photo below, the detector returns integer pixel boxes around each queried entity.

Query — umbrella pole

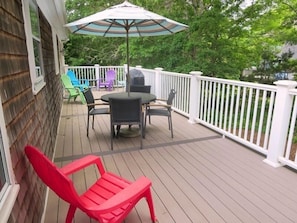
[126,30,130,96]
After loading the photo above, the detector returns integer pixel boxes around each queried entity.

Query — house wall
[0,0,63,222]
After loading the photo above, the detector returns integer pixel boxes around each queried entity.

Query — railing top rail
[198,76,277,91]
[160,70,190,78]
[67,65,96,68]
[289,88,297,96]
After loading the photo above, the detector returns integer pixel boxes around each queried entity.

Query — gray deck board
[44,89,297,223]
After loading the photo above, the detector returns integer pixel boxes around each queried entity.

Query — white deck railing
[64,64,297,170]
[65,65,126,88]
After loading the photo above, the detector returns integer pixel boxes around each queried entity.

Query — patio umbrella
[65,0,188,95]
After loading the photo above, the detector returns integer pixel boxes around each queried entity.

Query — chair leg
[140,124,143,149]
[66,205,76,223]
[145,189,157,223]
[116,125,121,137]
[111,125,114,150]
[142,112,145,139]
[92,115,95,129]
[112,126,115,137]
[87,115,90,137]
[169,115,173,138]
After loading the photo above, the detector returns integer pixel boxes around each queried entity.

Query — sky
[241,0,255,8]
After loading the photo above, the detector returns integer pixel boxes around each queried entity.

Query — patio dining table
[101,92,156,104]
[101,92,156,137]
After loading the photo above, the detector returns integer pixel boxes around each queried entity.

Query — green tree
[64,0,125,66]
[64,0,297,81]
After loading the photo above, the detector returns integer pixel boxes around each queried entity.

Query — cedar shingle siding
[0,0,63,222]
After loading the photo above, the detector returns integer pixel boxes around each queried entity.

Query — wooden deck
[45,88,297,223]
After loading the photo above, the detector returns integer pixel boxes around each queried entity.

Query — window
[30,3,43,78]
[23,0,45,94]
[0,132,8,194]
[0,97,19,222]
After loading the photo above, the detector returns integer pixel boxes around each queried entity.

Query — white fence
[64,65,297,170]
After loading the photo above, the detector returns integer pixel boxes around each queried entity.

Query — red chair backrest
[25,145,81,206]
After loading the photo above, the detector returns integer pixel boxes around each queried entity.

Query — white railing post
[154,67,163,98]
[95,64,100,90]
[64,64,69,74]
[124,64,128,74]
[188,71,203,124]
[264,80,297,167]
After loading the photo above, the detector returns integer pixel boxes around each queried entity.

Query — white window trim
[22,0,46,94]
[0,96,20,222]
[53,32,64,75]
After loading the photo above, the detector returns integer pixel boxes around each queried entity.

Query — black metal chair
[109,97,143,150]
[128,85,151,129]
[130,85,151,93]
[83,89,109,137]
[145,89,176,138]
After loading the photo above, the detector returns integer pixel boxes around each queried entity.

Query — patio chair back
[83,88,96,111]
[167,89,176,105]
[145,89,176,138]
[109,97,143,149]
[25,145,81,205]
[106,69,116,82]
[67,70,89,91]
[98,69,116,90]
[61,74,86,104]
[130,85,151,93]
[83,89,109,136]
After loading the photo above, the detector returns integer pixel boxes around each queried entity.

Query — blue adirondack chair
[67,70,90,91]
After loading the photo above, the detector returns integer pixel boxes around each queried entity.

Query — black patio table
[101,92,156,104]
[101,92,156,137]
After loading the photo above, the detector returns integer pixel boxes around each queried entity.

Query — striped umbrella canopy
[65,0,188,94]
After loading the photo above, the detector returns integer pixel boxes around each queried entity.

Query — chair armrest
[155,98,167,102]
[94,98,105,101]
[65,87,81,93]
[89,176,152,213]
[87,102,109,106]
[148,99,166,105]
[60,155,105,176]
[64,87,78,90]
[148,103,171,108]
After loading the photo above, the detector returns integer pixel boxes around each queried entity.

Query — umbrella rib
[73,22,92,34]
[104,22,114,37]
[151,19,174,34]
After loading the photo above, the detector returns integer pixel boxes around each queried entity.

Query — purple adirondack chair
[97,69,116,91]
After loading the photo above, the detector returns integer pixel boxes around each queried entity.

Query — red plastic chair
[24,145,157,223]
[97,69,116,91]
